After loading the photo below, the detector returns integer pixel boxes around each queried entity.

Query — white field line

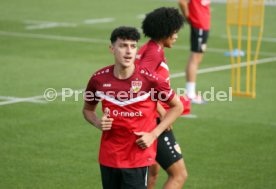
[0,92,64,106]
[136,14,146,19]
[173,44,276,57]
[83,18,115,24]
[0,96,45,103]
[0,57,275,106]
[180,114,198,119]
[0,30,275,56]
[24,18,115,30]
[24,20,77,30]
[0,30,108,44]
[24,20,61,24]
[26,22,77,30]
[170,56,276,78]
[221,35,276,43]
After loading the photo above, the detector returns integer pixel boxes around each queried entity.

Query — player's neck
[113,64,135,79]
[154,40,164,49]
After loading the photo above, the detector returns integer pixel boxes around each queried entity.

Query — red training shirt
[135,40,191,115]
[188,0,211,30]
[85,65,175,168]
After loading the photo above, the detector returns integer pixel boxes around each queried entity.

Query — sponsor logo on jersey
[131,81,142,93]
[112,110,143,117]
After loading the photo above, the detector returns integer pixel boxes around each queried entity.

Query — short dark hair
[142,7,184,40]
[110,26,141,44]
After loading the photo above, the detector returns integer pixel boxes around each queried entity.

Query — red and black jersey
[85,65,175,168]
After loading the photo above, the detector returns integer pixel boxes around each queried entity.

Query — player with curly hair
[135,7,190,189]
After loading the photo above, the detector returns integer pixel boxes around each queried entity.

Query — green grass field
[1,0,276,188]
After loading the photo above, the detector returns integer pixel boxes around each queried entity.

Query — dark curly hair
[142,7,184,40]
[110,26,140,44]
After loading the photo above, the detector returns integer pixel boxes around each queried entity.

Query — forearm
[135,96,183,149]
[179,0,189,19]
[83,109,101,130]
[151,104,183,137]
[157,102,166,119]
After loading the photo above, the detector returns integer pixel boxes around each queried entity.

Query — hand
[99,115,113,131]
[134,132,157,149]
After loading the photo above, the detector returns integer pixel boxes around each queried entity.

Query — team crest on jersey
[174,144,182,154]
[131,81,142,93]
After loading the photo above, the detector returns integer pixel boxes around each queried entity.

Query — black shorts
[100,165,148,189]
[155,119,183,170]
[190,26,209,53]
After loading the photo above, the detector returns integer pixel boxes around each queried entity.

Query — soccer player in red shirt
[135,7,189,189]
[82,26,183,189]
[179,0,211,104]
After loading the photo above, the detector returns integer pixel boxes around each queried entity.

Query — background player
[135,7,189,189]
[179,0,211,104]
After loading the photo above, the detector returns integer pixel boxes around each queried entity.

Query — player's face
[164,32,178,48]
[110,38,138,68]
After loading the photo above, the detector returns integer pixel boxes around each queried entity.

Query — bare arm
[179,0,189,19]
[157,102,166,119]
[157,102,173,131]
[135,95,183,149]
[82,102,113,131]
[152,96,183,137]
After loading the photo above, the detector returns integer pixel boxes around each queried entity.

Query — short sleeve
[84,76,100,105]
[153,76,175,102]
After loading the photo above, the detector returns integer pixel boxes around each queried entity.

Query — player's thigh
[156,130,183,170]
[100,165,121,189]
[149,163,160,176]
[166,158,187,177]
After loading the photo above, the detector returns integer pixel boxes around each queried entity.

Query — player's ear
[109,44,115,54]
